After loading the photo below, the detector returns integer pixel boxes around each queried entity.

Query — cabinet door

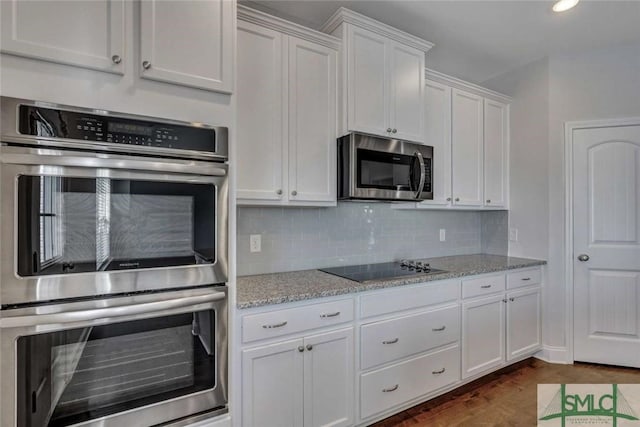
[451,88,484,206]
[303,328,354,427]
[389,42,425,143]
[484,99,508,207]
[420,80,452,206]
[236,20,285,202]
[242,339,304,427]
[288,36,337,204]
[506,288,541,360]
[462,294,505,378]
[140,0,233,93]
[346,25,389,137]
[0,0,125,74]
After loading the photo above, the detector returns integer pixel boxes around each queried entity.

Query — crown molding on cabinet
[321,7,434,53]
[238,5,341,50]
[425,68,512,104]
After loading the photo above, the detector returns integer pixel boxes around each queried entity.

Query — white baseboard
[535,345,573,364]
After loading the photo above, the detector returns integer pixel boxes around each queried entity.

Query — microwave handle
[0,291,225,328]
[414,151,426,199]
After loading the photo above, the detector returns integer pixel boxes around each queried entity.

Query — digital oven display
[108,122,153,136]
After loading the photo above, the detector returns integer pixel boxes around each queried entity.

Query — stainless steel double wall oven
[0,97,229,426]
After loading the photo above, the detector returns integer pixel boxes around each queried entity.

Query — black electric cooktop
[320,261,447,283]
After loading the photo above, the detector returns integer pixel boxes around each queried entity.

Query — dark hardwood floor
[371,358,640,427]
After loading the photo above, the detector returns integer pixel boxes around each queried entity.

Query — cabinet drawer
[360,345,460,420]
[507,267,542,289]
[462,274,505,299]
[361,305,459,370]
[242,299,354,343]
[360,279,459,319]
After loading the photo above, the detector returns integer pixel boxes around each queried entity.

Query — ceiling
[241,0,640,84]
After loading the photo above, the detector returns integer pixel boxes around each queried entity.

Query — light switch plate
[439,229,446,242]
[509,228,518,242]
[250,234,261,252]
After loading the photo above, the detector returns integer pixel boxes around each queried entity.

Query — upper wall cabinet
[0,0,126,74]
[140,0,234,93]
[483,99,509,207]
[236,6,338,207]
[322,8,432,144]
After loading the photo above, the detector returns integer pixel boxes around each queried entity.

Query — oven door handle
[413,150,426,200]
[0,291,226,328]
[0,152,227,177]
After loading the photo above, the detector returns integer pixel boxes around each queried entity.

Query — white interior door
[573,123,640,367]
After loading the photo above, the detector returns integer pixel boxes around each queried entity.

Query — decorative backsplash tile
[237,203,508,276]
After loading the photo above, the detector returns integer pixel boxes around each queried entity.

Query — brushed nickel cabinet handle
[486,199,491,204]
[392,128,397,134]
[111,54,122,64]
[262,321,287,329]
[382,384,399,393]
[320,311,340,318]
[521,277,531,281]
[446,197,452,201]
[432,326,446,332]
[503,299,508,303]
[142,60,151,70]
[481,284,492,289]
[386,128,392,133]
[291,190,297,196]
[509,297,515,302]
[298,346,304,352]
[432,368,446,375]
[276,189,283,195]
[306,344,313,351]
[382,338,399,345]
[455,198,460,202]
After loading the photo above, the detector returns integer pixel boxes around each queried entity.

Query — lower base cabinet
[242,328,354,427]
[360,345,460,420]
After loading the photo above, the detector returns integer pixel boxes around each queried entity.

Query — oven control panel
[17,104,219,154]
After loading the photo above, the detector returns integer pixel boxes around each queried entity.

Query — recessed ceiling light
[553,0,580,12]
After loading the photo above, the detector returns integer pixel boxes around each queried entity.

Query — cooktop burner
[320,260,446,283]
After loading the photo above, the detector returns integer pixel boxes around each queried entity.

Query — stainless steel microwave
[337,133,433,202]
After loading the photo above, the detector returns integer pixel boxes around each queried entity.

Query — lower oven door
[0,287,227,427]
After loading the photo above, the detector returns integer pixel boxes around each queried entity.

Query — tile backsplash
[237,203,508,276]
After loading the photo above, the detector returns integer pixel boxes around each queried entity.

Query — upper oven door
[348,133,433,201]
[0,146,228,306]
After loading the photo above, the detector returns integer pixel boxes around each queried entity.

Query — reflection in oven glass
[18,311,216,426]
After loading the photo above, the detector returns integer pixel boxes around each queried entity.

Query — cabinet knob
[577,254,590,262]
[502,299,508,303]
[455,198,460,202]
[142,61,151,70]
[111,54,122,64]
[291,190,297,196]
[509,297,515,302]
[446,197,452,202]
[386,128,392,133]
[392,128,397,134]
[306,344,313,351]
[276,189,283,195]
[486,199,491,204]
[298,346,304,352]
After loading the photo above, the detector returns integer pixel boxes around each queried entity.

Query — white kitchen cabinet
[506,287,542,360]
[423,80,452,205]
[323,9,432,143]
[451,88,484,207]
[140,0,234,93]
[461,294,505,378]
[237,6,338,206]
[242,328,354,427]
[484,99,509,207]
[0,0,126,74]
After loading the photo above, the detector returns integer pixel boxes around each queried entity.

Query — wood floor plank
[371,358,640,427]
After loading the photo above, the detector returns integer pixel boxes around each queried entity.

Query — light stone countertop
[236,254,546,309]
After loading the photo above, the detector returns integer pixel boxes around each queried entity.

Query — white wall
[484,42,640,356]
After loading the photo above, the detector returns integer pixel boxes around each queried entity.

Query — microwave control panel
[17,104,217,154]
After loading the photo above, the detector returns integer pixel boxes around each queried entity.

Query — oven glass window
[17,176,216,276]
[357,149,422,191]
[17,310,217,426]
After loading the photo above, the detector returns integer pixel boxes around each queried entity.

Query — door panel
[288,36,337,204]
[506,288,541,360]
[573,124,640,367]
[483,99,508,207]
[347,26,389,136]
[462,294,505,378]
[389,43,425,143]
[236,21,285,202]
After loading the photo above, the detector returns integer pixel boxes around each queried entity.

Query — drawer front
[360,279,459,319]
[462,274,505,299]
[242,299,354,343]
[360,305,460,370]
[360,345,460,420]
[507,267,542,289]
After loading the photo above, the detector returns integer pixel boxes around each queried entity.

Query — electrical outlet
[250,234,261,253]
[439,229,446,242]
[509,228,518,242]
